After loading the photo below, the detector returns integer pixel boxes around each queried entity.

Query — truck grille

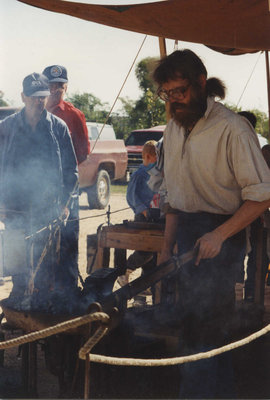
[128,153,142,167]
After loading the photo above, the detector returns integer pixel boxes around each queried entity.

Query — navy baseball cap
[42,65,68,83]
[22,73,50,97]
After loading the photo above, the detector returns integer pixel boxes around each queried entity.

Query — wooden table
[87,222,166,303]
[95,222,165,269]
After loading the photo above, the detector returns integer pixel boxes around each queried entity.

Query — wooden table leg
[21,342,38,398]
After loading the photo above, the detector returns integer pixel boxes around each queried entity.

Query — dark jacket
[126,164,155,215]
[0,109,78,231]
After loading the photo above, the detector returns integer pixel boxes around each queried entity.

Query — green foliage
[120,57,166,136]
[250,109,269,139]
[224,103,269,140]
[108,57,166,139]
[66,92,111,123]
[135,57,157,93]
[66,56,167,141]
[114,92,166,140]
[0,91,8,106]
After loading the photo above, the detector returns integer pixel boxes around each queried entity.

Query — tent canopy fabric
[19,0,270,55]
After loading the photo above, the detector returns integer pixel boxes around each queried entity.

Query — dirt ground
[0,191,134,399]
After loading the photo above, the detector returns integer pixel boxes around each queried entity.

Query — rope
[90,35,147,153]
[84,323,270,366]
[24,206,131,238]
[0,311,110,350]
[79,324,109,360]
[1,310,270,368]
[236,51,262,108]
[69,206,131,222]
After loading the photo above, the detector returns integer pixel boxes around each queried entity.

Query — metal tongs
[100,248,198,312]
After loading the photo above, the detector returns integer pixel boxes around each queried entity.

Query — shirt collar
[54,99,65,111]
[203,96,216,120]
[19,108,52,129]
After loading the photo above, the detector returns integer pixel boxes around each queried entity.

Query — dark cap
[42,65,68,83]
[22,73,50,97]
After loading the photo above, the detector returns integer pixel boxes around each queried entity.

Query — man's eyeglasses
[157,84,190,102]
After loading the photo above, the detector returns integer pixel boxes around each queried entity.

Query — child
[118,141,157,289]
[126,140,158,222]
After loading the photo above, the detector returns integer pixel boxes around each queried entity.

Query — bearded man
[153,49,270,398]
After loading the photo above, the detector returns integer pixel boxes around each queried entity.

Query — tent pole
[159,37,167,58]
[158,37,170,122]
[265,51,270,138]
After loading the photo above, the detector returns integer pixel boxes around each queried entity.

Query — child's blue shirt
[126,164,155,215]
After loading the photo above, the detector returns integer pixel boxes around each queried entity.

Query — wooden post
[28,342,38,397]
[84,353,90,399]
[158,37,170,122]
[158,37,167,58]
[254,223,265,305]
[265,51,270,138]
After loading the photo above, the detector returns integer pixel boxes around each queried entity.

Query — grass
[111,182,128,194]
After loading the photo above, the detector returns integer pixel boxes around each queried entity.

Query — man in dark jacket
[0,72,78,304]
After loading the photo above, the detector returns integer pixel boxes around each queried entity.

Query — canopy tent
[18,0,270,54]
[18,0,270,130]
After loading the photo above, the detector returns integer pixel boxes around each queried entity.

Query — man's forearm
[215,199,270,241]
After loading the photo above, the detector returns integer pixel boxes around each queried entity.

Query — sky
[0,0,269,116]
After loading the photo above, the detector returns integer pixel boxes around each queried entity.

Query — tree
[66,92,111,123]
[66,58,167,140]
[132,57,166,129]
[110,57,166,139]
[0,91,8,106]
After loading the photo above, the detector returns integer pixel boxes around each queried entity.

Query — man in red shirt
[42,65,90,163]
[43,65,90,289]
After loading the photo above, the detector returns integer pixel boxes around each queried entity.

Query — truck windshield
[125,131,163,146]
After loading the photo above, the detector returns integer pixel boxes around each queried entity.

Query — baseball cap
[42,65,68,83]
[22,73,50,97]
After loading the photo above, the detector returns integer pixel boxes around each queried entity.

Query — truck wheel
[86,170,110,209]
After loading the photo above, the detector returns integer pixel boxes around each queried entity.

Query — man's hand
[61,206,70,225]
[194,230,224,266]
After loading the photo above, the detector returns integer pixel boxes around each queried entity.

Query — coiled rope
[0,311,109,350]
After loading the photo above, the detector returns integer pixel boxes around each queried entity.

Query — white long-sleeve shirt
[163,97,270,214]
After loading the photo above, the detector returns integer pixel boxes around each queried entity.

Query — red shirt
[49,100,90,164]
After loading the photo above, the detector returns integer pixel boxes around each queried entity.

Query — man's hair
[153,49,226,100]
[238,111,257,128]
[142,140,157,157]
[262,144,270,151]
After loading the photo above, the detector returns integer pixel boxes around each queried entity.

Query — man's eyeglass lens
[158,85,190,102]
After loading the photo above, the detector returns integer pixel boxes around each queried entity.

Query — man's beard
[170,87,207,129]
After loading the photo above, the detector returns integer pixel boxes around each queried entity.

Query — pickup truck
[79,122,128,209]
[125,125,165,176]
